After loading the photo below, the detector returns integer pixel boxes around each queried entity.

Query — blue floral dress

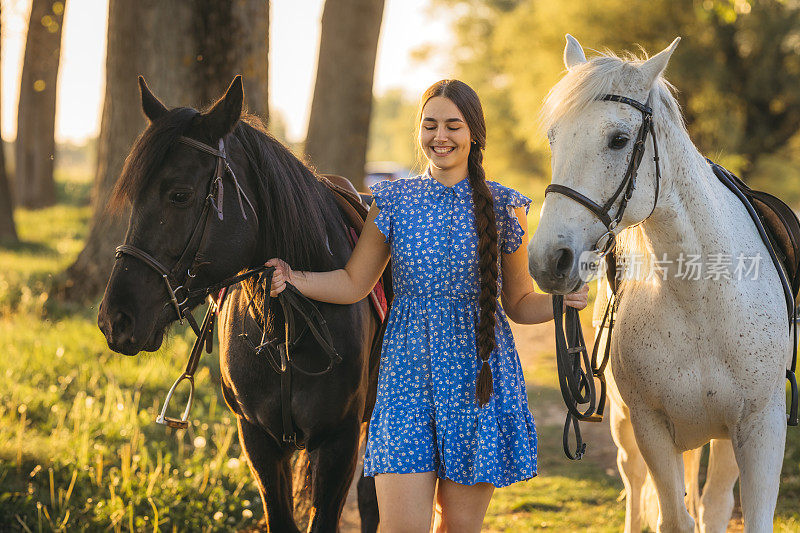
[363,173,537,487]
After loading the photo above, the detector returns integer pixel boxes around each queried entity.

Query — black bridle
[545,94,661,264]
[114,135,340,447]
[546,93,662,459]
[115,136,256,337]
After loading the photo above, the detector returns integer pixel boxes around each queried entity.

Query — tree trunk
[0,4,18,245]
[15,0,65,209]
[192,1,269,120]
[305,0,386,190]
[59,0,188,300]
[0,141,16,244]
[59,0,268,302]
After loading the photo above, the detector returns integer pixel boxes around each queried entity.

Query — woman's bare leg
[432,478,494,533]
[374,472,437,532]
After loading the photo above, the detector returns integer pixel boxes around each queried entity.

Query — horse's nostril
[106,308,135,345]
[553,247,574,277]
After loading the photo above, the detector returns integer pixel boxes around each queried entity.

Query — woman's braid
[467,144,498,406]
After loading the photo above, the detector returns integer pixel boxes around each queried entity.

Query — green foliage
[367,89,421,171]
[0,167,91,316]
[442,0,800,205]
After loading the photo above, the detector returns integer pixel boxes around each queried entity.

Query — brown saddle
[317,173,393,302]
[748,191,800,297]
[711,163,800,301]
[317,174,393,423]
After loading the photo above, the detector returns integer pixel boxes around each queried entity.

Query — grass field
[1,167,798,531]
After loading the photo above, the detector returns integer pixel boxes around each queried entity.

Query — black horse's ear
[139,76,168,123]
[203,76,244,139]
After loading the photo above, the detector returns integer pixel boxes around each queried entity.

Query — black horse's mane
[112,107,346,275]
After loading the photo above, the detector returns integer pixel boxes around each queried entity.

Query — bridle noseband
[545,94,662,260]
[114,136,257,336]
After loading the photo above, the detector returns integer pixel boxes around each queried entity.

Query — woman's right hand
[265,258,293,296]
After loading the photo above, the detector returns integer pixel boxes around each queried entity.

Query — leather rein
[113,135,341,448]
[546,94,661,459]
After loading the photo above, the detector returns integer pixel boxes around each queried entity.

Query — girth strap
[238,268,343,449]
[710,161,798,426]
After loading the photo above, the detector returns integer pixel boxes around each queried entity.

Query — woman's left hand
[564,283,589,310]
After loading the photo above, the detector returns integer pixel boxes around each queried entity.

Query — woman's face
[419,96,472,175]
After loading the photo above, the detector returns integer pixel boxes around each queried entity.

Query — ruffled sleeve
[500,188,532,254]
[369,179,395,244]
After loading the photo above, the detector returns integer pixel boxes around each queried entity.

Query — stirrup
[156,373,195,429]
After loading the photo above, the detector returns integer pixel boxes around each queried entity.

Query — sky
[1,0,451,144]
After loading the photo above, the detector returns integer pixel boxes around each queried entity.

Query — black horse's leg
[237,417,299,533]
[356,421,379,533]
[307,416,361,532]
[357,469,379,533]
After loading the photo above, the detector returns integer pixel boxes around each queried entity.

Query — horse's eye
[609,134,629,150]
[169,190,193,206]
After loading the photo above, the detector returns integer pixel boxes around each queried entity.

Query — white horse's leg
[682,447,702,529]
[610,399,648,532]
[731,397,786,532]
[697,439,738,533]
[630,408,695,533]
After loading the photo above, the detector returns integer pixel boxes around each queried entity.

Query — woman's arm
[500,206,588,324]
[267,202,390,304]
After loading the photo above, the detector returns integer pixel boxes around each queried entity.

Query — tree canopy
[429,0,800,201]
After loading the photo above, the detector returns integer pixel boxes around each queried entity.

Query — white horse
[595,278,738,532]
[529,35,791,532]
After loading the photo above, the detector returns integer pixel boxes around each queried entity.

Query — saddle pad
[347,227,388,322]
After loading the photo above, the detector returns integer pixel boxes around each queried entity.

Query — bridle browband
[115,136,257,336]
[546,93,662,459]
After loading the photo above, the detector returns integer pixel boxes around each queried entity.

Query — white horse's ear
[640,37,681,88]
[564,34,587,70]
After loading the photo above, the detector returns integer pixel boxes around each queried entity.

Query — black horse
[98,76,380,532]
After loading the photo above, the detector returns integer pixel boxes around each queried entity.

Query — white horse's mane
[540,50,686,138]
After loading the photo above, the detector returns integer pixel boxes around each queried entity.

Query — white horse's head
[529,35,682,293]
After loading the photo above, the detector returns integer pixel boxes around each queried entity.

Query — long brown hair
[418,80,497,406]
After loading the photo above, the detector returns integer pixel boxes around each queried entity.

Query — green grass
[0,168,262,531]
[484,424,626,532]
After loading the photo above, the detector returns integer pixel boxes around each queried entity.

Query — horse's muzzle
[528,243,583,295]
[98,299,164,355]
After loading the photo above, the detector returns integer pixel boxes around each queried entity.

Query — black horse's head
[98,76,261,355]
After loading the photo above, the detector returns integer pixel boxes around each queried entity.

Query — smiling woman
[267,79,589,532]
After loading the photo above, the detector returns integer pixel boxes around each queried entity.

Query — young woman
[267,80,588,532]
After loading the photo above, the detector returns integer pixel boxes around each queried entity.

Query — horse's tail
[357,422,379,532]
[292,448,313,528]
